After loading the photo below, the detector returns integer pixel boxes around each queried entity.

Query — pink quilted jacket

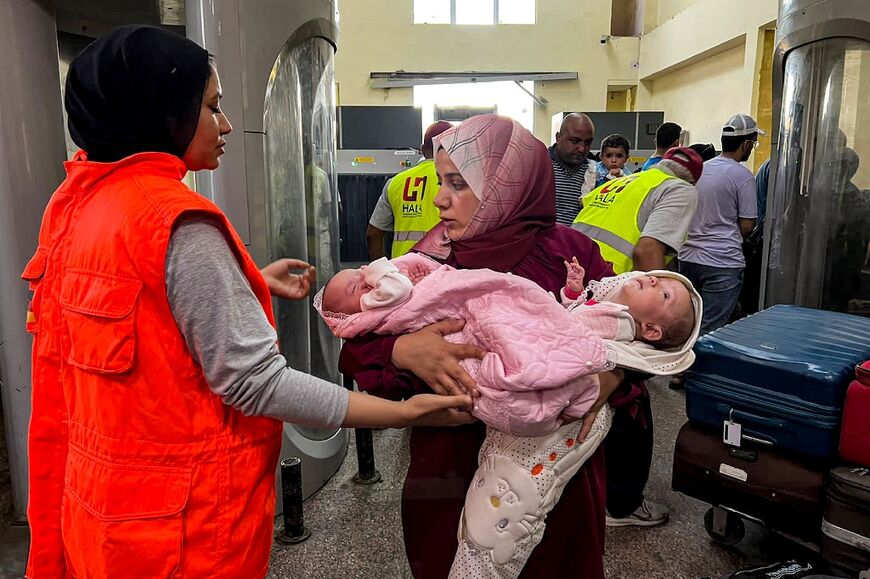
[318,253,610,436]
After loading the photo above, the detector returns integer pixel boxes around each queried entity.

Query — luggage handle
[717,404,785,430]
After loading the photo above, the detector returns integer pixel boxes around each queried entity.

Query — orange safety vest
[21,151,282,578]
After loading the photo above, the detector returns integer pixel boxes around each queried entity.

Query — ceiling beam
[369,71,578,89]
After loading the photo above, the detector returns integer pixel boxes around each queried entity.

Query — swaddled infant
[322,255,694,350]
[318,252,699,437]
[319,253,701,579]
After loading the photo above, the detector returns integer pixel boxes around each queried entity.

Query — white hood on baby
[585,270,703,376]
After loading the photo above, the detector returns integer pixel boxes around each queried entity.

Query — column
[0,0,66,521]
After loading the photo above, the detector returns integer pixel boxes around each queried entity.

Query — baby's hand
[402,263,431,285]
[609,167,623,176]
[564,257,586,293]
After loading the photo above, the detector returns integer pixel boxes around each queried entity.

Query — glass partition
[765,38,870,316]
[264,36,341,441]
[296,39,341,391]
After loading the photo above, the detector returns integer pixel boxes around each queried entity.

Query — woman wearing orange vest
[21,26,475,578]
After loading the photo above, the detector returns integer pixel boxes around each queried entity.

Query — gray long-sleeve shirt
[165,218,349,429]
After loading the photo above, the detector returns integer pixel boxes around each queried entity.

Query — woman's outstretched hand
[404,394,477,427]
[577,368,625,442]
[392,319,486,398]
[261,258,316,300]
[342,391,475,428]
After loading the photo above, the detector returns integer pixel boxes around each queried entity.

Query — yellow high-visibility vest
[387,159,442,257]
[572,168,677,274]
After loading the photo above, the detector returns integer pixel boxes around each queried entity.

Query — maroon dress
[340,225,621,579]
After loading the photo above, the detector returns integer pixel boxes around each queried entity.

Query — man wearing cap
[573,146,702,274]
[571,147,701,530]
[367,121,453,259]
[678,114,760,334]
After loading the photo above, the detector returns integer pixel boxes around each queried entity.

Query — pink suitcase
[839,360,870,467]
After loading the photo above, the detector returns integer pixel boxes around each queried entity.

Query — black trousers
[604,389,654,517]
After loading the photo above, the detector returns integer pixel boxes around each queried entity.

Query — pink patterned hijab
[413,115,556,272]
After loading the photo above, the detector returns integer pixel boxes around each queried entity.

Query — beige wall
[334,0,779,147]
[655,0,700,26]
[637,0,776,81]
[335,0,639,143]
[648,45,746,146]
[637,0,777,164]
[752,29,776,171]
[607,90,630,112]
[841,52,870,189]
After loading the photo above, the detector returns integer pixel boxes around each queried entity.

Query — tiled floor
[266,377,818,579]
[0,378,821,579]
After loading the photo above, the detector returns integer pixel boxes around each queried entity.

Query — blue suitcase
[685,305,870,461]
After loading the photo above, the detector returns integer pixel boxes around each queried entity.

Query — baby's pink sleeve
[560,375,601,419]
[472,375,600,437]
[570,302,635,342]
[560,286,583,306]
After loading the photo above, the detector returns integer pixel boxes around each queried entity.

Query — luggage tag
[723,409,742,447]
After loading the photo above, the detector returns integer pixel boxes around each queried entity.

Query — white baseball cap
[722,114,766,137]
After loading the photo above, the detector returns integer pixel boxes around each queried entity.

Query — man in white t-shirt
[678,114,760,334]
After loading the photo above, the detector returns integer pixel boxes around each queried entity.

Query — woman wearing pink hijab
[340,115,635,578]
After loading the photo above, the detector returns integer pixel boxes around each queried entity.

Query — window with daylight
[413,0,535,25]
[413,81,535,133]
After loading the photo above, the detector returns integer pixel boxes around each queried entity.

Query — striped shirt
[549,145,588,225]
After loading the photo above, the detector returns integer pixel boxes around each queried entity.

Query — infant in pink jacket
[318,253,699,437]
[321,255,700,577]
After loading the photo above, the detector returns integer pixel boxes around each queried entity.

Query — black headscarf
[65,25,211,162]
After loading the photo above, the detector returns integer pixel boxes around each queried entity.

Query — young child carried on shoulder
[594,133,633,189]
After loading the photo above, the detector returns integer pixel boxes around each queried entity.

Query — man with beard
[679,114,761,334]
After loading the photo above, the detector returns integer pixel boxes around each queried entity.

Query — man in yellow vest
[573,146,703,531]
[573,146,703,274]
[367,121,453,259]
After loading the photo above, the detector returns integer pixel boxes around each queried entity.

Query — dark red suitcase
[840,361,870,467]
[673,421,827,544]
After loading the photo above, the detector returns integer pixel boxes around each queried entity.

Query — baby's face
[322,268,371,314]
[611,275,692,339]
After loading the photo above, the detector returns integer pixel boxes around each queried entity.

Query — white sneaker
[605,499,669,527]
